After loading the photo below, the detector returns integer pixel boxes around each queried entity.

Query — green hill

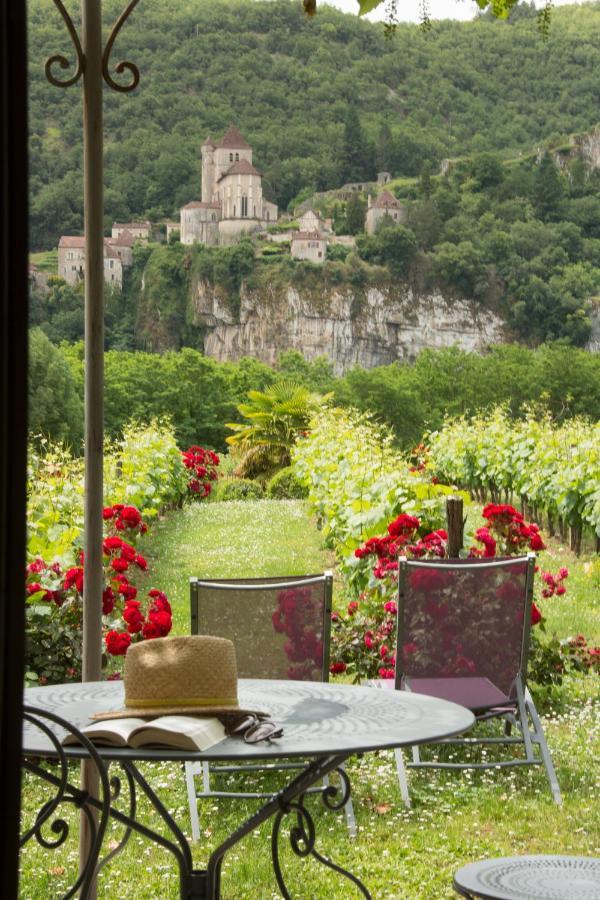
[28,0,600,248]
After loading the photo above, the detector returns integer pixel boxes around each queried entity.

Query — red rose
[103,536,123,553]
[105,630,131,656]
[347,600,359,616]
[27,558,46,574]
[119,542,136,562]
[148,609,172,636]
[378,667,395,679]
[134,554,148,570]
[111,557,129,573]
[531,603,542,625]
[142,621,161,640]
[329,661,347,675]
[102,586,115,615]
[64,566,84,593]
[103,506,115,520]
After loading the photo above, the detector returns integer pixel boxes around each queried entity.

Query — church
[180,125,278,246]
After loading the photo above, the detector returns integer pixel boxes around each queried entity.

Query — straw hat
[92,635,266,720]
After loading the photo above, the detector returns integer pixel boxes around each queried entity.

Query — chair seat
[453,854,600,899]
[404,677,513,711]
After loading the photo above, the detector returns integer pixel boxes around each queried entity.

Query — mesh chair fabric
[192,575,329,681]
[399,558,531,699]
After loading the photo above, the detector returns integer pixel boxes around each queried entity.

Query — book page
[62,717,148,747]
[128,715,226,751]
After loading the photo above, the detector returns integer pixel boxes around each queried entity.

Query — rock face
[192,280,507,374]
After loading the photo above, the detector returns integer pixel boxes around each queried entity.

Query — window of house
[318,252,322,258]
[229,152,233,161]
[241,195,248,217]
[235,152,239,161]
[233,205,236,217]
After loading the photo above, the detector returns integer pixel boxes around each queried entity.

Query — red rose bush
[25,504,172,685]
[330,505,571,689]
[182,446,219,499]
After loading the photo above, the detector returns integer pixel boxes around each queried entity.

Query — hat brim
[90,704,267,722]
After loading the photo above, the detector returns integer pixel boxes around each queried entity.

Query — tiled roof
[112,221,151,229]
[59,235,86,248]
[109,229,134,247]
[371,190,401,209]
[181,201,221,210]
[292,231,325,241]
[218,158,261,180]
[59,235,124,258]
[104,243,121,259]
[201,136,215,148]
[215,125,251,149]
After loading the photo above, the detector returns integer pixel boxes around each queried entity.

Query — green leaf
[357,0,382,16]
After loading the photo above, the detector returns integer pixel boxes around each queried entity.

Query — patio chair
[390,554,561,808]
[184,572,357,838]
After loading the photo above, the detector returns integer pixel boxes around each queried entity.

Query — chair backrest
[396,555,536,697]
[189,573,333,682]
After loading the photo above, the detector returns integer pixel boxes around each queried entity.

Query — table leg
[205,753,370,900]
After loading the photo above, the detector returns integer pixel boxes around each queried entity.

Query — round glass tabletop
[23,679,474,762]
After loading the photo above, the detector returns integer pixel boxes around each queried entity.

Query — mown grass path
[136,499,332,634]
[20,500,600,899]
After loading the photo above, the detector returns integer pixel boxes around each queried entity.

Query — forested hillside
[28,0,600,248]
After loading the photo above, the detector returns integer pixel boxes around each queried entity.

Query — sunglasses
[225,715,284,744]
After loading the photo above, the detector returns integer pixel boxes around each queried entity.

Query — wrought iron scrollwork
[271,795,371,900]
[21,706,112,899]
[45,0,85,87]
[102,0,142,93]
[321,765,351,811]
[94,769,137,875]
[46,0,142,94]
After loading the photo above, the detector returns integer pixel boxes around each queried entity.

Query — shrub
[24,505,172,685]
[266,467,309,500]
[214,478,264,502]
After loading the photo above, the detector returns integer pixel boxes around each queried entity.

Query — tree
[533,153,565,221]
[345,194,367,235]
[357,224,418,275]
[28,328,83,447]
[375,123,394,173]
[419,161,433,198]
[340,106,371,184]
[470,153,504,191]
[226,381,321,477]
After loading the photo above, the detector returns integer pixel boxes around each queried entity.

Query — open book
[62,715,226,751]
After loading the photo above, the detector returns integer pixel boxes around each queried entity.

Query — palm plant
[226,381,321,478]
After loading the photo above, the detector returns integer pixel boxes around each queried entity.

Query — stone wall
[191,279,506,374]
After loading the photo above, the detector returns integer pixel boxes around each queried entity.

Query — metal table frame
[21,680,475,899]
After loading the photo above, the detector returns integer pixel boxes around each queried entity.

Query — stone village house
[57,229,136,289]
[290,231,328,263]
[365,190,407,235]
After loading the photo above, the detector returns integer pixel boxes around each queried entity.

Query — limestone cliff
[190,279,506,375]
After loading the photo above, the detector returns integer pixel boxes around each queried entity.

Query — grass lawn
[19,500,600,899]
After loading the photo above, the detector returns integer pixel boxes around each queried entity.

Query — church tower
[201,137,215,202]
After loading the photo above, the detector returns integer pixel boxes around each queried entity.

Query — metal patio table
[22,679,474,899]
